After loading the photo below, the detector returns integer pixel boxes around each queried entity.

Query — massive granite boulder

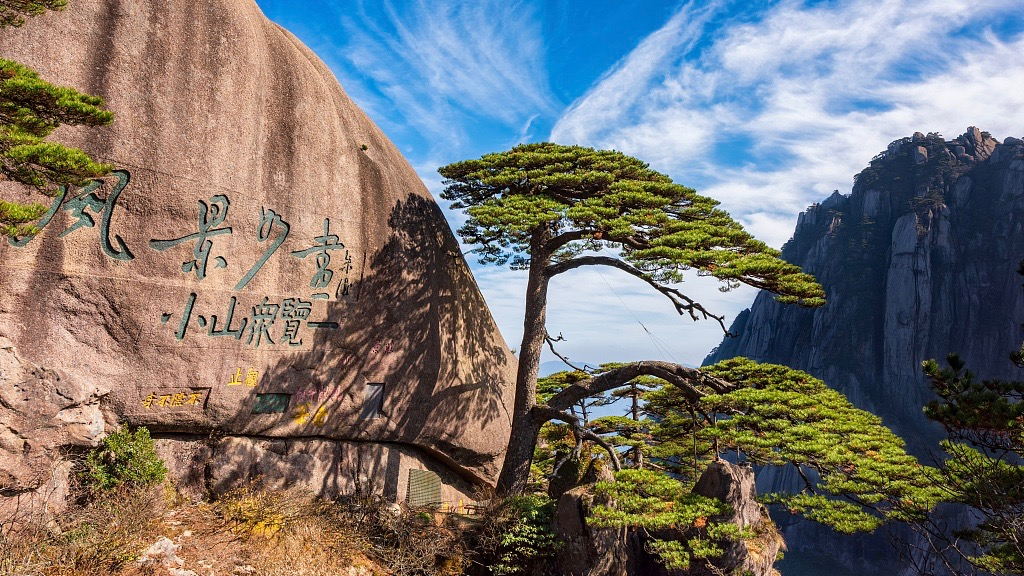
[706,128,1024,574]
[0,0,516,511]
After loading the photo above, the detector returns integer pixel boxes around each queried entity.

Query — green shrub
[483,494,559,576]
[82,426,167,491]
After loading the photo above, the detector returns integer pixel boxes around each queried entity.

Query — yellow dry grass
[0,484,390,576]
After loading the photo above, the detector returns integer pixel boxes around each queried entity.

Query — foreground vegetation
[0,427,562,576]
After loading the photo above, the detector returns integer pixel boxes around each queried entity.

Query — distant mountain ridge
[705,127,1024,574]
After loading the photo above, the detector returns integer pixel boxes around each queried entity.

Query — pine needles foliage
[590,469,738,571]
[81,427,167,492]
[701,358,942,532]
[0,1,114,237]
[0,0,65,28]
[921,352,1024,574]
[439,142,825,305]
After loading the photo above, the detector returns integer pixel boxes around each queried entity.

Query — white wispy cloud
[552,0,1024,249]
[552,1,726,148]
[334,0,559,152]
[521,0,1024,362]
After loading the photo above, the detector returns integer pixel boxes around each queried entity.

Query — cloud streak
[552,1,726,149]
[335,0,559,154]
[552,0,1024,248]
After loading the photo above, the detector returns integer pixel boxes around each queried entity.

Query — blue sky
[256,0,1024,369]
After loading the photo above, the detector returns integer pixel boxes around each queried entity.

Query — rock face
[0,0,515,510]
[555,485,644,576]
[554,461,782,576]
[688,461,783,576]
[706,128,1024,574]
[0,341,108,519]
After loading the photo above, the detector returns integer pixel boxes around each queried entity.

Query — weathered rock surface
[706,128,1024,574]
[554,461,782,576]
[555,485,643,576]
[0,0,515,509]
[0,341,107,519]
[686,461,783,576]
[137,536,197,576]
[154,435,476,504]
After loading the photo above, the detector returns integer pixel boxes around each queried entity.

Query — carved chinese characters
[10,170,133,260]
[141,388,210,410]
[1,165,363,417]
[150,194,232,279]
[291,218,353,299]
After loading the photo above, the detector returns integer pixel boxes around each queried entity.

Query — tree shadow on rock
[191,193,516,501]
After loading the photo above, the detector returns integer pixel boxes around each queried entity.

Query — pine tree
[543,358,941,570]
[439,143,826,493]
[919,319,1024,573]
[0,0,114,238]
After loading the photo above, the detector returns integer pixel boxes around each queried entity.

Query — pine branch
[546,255,733,335]
[532,405,622,471]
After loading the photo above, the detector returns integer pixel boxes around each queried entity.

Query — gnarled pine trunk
[496,230,552,493]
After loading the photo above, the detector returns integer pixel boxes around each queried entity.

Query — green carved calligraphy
[291,218,346,294]
[205,296,247,339]
[149,194,231,280]
[9,170,134,260]
[235,207,290,290]
[246,296,279,347]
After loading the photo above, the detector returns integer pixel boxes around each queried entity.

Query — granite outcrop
[0,0,516,515]
[554,460,782,576]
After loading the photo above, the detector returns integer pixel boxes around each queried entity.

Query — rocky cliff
[705,128,1024,573]
[0,0,516,517]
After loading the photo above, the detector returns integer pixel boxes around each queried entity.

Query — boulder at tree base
[0,0,516,511]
